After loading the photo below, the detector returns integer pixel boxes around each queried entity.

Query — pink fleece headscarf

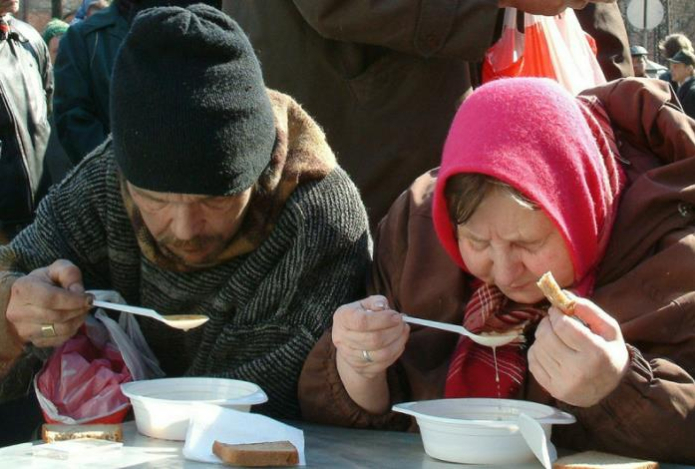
[432,78,625,295]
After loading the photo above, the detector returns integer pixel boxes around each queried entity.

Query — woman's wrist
[336,353,390,414]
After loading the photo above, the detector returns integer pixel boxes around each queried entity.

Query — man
[0,0,52,244]
[659,33,694,90]
[223,0,631,228]
[630,45,648,78]
[0,3,370,426]
[668,49,695,120]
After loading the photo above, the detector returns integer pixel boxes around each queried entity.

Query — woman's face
[456,189,575,304]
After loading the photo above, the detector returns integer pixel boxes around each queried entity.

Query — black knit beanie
[111,3,276,195]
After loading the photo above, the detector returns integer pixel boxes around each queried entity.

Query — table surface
[0,420,693,468]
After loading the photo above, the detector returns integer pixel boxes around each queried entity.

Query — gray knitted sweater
[0,142,370,419]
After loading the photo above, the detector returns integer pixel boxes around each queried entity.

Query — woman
[299,77,695,463]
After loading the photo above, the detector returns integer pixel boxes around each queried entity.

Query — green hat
[42,18,69,44]
[630,45,648,57]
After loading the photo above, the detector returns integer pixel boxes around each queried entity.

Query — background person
[668,49,695,120]
[300,77,695,463]
[0,4,370,428]
[630,45,648,78]
[0,0,52,244]
[658,33,694,90]
[222,0,631,229]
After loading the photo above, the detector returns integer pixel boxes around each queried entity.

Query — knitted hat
[111,3,276,195]
[42,18,69,44]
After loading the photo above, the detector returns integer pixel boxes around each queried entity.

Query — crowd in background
[2,1,695,465]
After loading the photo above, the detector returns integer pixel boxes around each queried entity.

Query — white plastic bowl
[392,398,575,465]
[121,377,268,440]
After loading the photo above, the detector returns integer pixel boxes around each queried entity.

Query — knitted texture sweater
[0,101,370,419]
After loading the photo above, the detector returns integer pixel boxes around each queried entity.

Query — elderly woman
[299,77,695,463]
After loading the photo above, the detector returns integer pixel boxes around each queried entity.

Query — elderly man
[0,3,369,424]
[0,0,52,244]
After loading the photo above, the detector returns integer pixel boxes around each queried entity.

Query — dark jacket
[676,76,695,120]
[222,1,631,227]
[53,4,128,164]
[299,79,695,464]
[0,16,52,241]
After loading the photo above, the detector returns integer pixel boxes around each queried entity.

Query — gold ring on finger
[40,323,57,338]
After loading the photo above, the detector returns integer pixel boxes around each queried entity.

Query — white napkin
[183,404,305,465]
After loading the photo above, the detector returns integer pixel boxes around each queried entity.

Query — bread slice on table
[41,423,123,443]
[213,440,299,467]
[553,451,659,469]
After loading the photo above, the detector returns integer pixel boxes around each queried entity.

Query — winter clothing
[299,78,695,464]
[676,76,695,120]
[0,15,53,241]
[111,4,275,196]
[53,3,128,164]
[222,1,631,227]
[0,90,370,420]
[41,18,68,44]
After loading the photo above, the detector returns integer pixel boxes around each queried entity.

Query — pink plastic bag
[34,291,164,424]
[483,8,606,95]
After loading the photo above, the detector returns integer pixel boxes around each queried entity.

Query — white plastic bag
[34,290,164,424]
[483,8,606,95]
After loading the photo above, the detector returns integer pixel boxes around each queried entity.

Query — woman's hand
[6,260,93,349]
[528,298,629,407]
[499,0,615,16]
[332,295,409,413]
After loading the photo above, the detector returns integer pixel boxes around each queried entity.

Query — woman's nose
[491,248,523,287]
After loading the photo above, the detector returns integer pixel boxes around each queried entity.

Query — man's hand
[528,298,630,407]
[6,260,93,348]
[499,0,616,16]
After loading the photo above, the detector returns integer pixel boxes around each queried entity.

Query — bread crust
[213,440,299,467]
[41,423,123,443]
[552,450,659,469]
[537,272,576,315]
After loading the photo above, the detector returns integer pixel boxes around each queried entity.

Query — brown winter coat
[222,1,631,228]
[299,78,695,464]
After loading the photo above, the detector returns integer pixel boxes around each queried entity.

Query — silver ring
[362,349,373,363]
[40,323,57,338]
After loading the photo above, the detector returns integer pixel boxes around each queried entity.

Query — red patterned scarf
[444,282,544,398]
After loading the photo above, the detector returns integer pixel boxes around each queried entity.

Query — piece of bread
[537,271,576,315]
[213,440,299,467]
[41,423,123,443]
[553,450,659,469]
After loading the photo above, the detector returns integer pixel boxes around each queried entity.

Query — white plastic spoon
[92,300,209,331]
[401,315,521,347]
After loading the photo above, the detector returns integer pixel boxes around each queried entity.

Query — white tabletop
[1,420,693,468]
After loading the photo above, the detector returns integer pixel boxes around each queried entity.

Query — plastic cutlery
[92,300,209,331]
[401,315,521,347]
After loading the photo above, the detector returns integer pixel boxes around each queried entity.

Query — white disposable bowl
[121,377,268,440]
[392,398,575,465]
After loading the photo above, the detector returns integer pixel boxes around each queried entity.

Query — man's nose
[170,204,203,240]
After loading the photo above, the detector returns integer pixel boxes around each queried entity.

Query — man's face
[48,35,62,64]
[0,0,19,15]
[670,62,693,85]
[127,182,253,267]
[632,55,647,78]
